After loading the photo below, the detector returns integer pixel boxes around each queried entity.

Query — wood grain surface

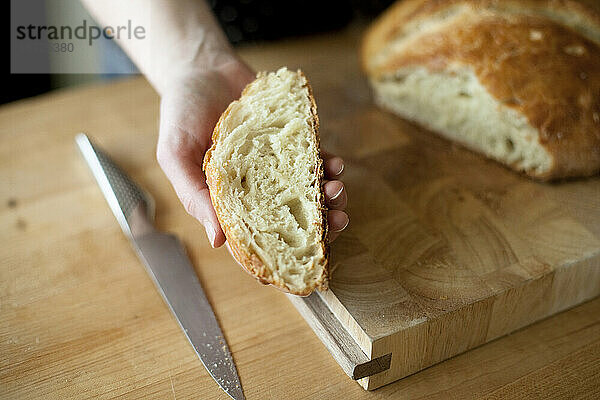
[2,26,599,399]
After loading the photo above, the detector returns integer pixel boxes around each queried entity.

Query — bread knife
[75,133,244,400]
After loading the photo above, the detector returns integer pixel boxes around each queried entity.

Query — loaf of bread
[203,67,328,296]
[362,0,600,180]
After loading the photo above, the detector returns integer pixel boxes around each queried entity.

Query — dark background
[4,0,394,105]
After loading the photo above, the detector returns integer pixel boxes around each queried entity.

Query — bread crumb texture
[205,67,327,295]
[373,68,552,175]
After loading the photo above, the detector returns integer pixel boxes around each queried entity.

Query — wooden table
[2,27,599,400]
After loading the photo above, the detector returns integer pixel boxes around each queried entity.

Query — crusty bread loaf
[362,0,600,180]
[203,67,328,296]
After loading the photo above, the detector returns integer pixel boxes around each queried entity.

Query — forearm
[81,0,237,94]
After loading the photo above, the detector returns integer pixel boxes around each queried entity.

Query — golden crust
[203,69,329,296]
[362,0,600,180]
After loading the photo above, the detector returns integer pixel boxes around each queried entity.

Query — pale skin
[81,0,349,247]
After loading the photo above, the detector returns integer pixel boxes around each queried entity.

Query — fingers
[322,152,344,179]
[328,210,349,242]
[324,180,347,210]
[321,150,348,241]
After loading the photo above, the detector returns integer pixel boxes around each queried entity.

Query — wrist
[158,55,255,101]
[145,14,238,93]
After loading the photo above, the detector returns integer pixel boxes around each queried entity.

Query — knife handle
[76,133,155,238]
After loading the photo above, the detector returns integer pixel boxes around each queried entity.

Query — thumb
[156,132,226,248]
[182,187,225,248]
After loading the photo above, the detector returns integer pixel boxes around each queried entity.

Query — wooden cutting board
[284,42,600,390]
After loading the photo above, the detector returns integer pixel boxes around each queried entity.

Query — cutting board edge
[362,253,600,390]
[287,293,393,384]
[318,289,375,355]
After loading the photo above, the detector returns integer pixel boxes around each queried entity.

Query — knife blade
[75,133,244,400]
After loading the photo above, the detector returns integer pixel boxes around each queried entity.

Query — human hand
[156,59,348,247]
[321,152,349,242]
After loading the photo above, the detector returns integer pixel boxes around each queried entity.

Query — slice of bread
[203,67,328,296]
[362,0,600,180]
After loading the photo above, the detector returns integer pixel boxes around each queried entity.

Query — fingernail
[332,214,349,232]
[330,185,344,201]
[336,160,345,176]
[205,226,216,248]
